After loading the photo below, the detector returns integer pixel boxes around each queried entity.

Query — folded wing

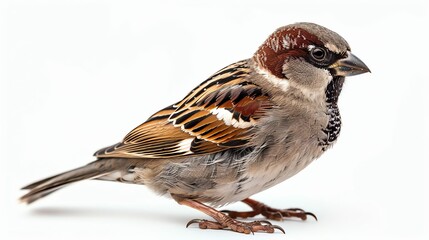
[94,60,273,159]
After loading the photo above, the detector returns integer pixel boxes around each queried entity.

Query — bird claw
[282,208,318,221]
[246,221,285,234]
[304,211,318,221]
[186,219,204,228]
[186,219,227,230]
[272,225,286,234]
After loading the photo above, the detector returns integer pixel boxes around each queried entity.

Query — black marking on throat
[319,76,344,151]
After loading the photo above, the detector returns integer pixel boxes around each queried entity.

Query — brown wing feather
[94,60,273,159]
[171,83,272,146]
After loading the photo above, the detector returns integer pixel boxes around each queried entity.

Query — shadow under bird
[20,22,370,234]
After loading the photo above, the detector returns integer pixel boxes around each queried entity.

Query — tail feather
[21,185,69,204]
[21,172,68,190]
[20,159,118,204]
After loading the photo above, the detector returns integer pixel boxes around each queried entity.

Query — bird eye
[310,47,327,61]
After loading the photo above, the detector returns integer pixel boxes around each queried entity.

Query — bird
[20,22,370,234]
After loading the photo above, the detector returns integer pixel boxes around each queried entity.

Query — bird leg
[222,198,317,221]
[176,198,285,234]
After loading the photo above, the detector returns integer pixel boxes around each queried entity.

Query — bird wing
[94,60,273,159]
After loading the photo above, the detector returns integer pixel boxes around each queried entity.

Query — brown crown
[253,26,323,78]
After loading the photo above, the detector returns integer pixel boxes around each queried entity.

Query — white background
[1,0,428,239]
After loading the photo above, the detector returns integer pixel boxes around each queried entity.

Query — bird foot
[260,207,317,221]
[222,198,317,221]
[175,197,287,234]
[186,218,284,234]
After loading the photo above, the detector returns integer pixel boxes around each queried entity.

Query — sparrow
[20,22,370,234]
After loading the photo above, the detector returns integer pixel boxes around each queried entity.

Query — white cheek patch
[295,68,333,102]
[255,66,289,92]
[210,108,253,129]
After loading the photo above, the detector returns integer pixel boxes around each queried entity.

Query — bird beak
[330,51,371,77]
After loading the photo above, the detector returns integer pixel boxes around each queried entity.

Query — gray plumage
[20,22,369,234]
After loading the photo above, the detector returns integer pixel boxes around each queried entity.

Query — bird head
[253,22,370,101]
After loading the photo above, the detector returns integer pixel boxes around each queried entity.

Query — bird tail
[20,159,120,204]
